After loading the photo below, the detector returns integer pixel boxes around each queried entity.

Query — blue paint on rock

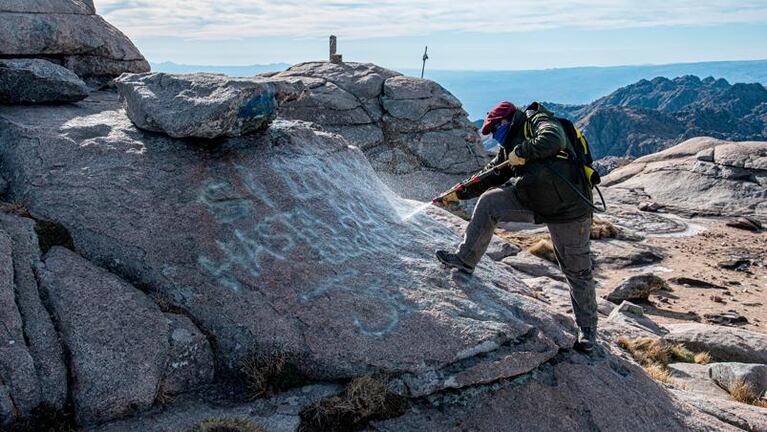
[238,92,276,120]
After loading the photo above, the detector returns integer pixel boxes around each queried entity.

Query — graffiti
[196,154,438,336]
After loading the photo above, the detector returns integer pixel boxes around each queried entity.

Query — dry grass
[591,217,619,239]
[187,417,266,432]
[241,351,306,400]
[729,380,767,408]
[694,352,713,365]
[299,375,408,432]
[528,239,557,263]
[644,364,674,385]
[495,229,547,249]
[0,200,29,216]
[615,336,712,387]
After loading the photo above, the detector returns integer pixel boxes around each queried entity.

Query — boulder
[161,314,215,396]
[663,324,767,364]
[603,137,767,217]
[38,247,169,425]
[115,73,303,139]
[272,62,486,200]
[672,389,767,432]
[668,363,730,400]
[0,58,89,104]
[0,92,576,401]
[605,273,669,303]
[0,1,149,79]
[0,214,68,421]
[709,363,767,398]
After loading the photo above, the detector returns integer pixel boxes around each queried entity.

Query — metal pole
[421,46,429,79]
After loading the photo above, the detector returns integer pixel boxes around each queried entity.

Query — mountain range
[548,75,767,159]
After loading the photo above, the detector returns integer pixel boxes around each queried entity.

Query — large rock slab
[115,73,303,139]
[710,363,767,399]
[0,92,575,400]
[603,137,767,217]
[0,58,89,104]
[375,355,736,432]
[273,62,486,200]
[38,247,170,425]
[664,324,767,364]
[0,2,149,79]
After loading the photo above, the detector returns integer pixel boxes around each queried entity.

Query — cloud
[97,0,767,40]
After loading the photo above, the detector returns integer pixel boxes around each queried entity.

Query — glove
[509,147,526,166]
[433,189,459,207]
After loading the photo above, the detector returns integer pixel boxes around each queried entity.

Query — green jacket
[513,102,592,223]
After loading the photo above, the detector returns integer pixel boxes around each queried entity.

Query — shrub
[299,375,408,432]
[591,218,618,239]
[241,351,306,400]
[729,380,767,408]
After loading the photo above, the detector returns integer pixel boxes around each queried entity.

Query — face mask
[492,123,511,146]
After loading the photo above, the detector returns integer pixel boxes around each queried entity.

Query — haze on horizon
[100,0,767,71]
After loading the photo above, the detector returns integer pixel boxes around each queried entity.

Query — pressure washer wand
[432,159,512,206]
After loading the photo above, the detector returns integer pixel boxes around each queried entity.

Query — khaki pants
[456,184,598,329]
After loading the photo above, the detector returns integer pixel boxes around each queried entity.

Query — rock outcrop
[0,0,149,80]
[115,73,303,139]
[0,85,737,430]
[550,75,767,159]
[0,213,67,426]
[38,247,171,425]
[0,91,580,422]
[271,62,486,200]
[603,137,767,217]
[0,58,89,104]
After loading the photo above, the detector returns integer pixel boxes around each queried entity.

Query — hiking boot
[575,326,597,353]
[435,250,475,275]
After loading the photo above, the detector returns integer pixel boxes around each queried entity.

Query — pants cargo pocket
[561,244,592,275]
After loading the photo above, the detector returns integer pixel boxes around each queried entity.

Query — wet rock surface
[0,0,149,79]
[0,58,89,104]
[272,62,486,200]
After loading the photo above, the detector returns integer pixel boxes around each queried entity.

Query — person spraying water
[431,101,605,354]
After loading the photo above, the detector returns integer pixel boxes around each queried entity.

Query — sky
[98,0,767,70]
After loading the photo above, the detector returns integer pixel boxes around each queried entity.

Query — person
[435,101,598,352]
